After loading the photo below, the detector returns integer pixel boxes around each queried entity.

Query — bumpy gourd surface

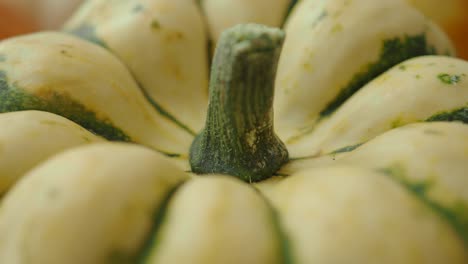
[0,0,466,263]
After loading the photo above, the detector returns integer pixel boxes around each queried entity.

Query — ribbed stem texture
[190,24,288,182]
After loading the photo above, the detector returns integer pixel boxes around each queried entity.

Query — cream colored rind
[0,143,189,264]
[145,176,282,264]
[0,110,103,195]
[65,0,209,132]
[288,55,468,157]
[200,0,291,44]
[283,122,468,221]
[0,31,194,155]
[275,0,454,141]
[266,166,467,264]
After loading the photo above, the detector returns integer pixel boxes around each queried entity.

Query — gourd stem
[189,24,289,182]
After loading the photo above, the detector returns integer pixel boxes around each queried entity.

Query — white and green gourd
[0,0,466,263]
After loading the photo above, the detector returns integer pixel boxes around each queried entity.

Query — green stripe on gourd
[263,195,295,264]
[319,34,437,118]
[380,165,468,245]
[67,24,196,136]
[289,142,366,161]
[192,0,215,67]
[283,0,299,25]
[136,80,196,136]
[290,105,468,159]
[104,185,181,264]
[329,143,364,155]
[140,176,285,263]
[317,104,468,156]
[132,185,181,264]
[0,71,130,142]
[285,55,468,158]
[427,107,468,124]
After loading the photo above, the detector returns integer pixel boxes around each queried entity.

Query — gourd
[0,0,467,263]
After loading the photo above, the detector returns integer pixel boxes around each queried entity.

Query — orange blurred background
[0,0,467,59]
[0,0,82,39]
[0,4,37,38]
[407,0,468,60]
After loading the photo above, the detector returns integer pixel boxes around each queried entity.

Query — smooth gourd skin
[63,0,209,133]
[0,143,188,264]
[0,111,103,195]
[199,0,291,43]
[0,31,194,158]
[287,55,468,157]
[274,0,455,142]
[0,0,467,263]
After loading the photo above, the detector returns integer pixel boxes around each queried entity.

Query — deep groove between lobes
[257,191,295,264]
[135,184,182,263]
[68,26,198,137]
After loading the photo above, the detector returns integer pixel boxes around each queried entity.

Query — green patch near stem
[379,165,468,245]
[320,34,437,117]
[0,54,6,62]
[426,107,468,124]
[0,71,130,142]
